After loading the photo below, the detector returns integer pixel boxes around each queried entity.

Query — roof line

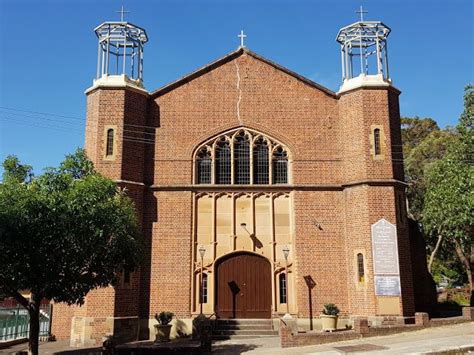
[150,47,337,98]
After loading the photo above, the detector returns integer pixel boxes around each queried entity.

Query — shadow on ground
[212,343,259,354]
[50,348,101,355]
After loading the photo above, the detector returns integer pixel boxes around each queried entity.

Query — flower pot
[321,314,338,332]
[154,324,172,342]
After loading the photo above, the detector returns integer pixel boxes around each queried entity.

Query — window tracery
[195,129,289,185]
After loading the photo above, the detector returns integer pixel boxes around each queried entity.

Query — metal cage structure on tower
[94,21,148,85]
[336,21,391,82]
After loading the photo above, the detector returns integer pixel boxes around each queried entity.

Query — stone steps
[212,319,278,340]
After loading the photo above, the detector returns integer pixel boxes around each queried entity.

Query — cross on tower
[238,30,247,47]
[116,5,130,22]
[356,5,368,22]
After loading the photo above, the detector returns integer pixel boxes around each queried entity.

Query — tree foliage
[404,129,455,221]
[401,117,445,220]
[401,116,439,158]
[2,155,33,183]
[422,85,474,301]
[0,149,141,354]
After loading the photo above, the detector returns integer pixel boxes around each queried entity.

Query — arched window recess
[194,128,290,185]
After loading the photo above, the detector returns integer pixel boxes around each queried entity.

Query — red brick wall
[56,49,417,339]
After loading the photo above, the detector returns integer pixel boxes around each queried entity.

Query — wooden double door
[216,253,272,319]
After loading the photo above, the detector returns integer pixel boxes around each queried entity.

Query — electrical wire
[0,106,83,121]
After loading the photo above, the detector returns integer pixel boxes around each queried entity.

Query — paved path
[213,322,474,354]
[1,322,472,354]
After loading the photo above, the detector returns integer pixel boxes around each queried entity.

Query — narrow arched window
[279,273,287,303]
[200,273,208,303]
[123,270,130,284]
[234,132,250,184]
[106,128,114,157]
[196,148,212,184]
[374,128,381,155]
[357,253,365,283]
[215,139,231,184]
[273,147,288,184]
[253,137,269,184]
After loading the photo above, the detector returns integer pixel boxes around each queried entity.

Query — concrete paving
[212,322,474,354]
[1,322,472,354]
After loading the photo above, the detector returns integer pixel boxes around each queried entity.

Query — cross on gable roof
[150,47,337,98]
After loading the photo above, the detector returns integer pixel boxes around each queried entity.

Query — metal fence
[0,304,51,341]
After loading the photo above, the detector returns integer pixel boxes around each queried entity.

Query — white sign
[374,275,401,296]
[371,219,400,275]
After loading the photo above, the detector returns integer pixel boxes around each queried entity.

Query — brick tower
[52,16,150,346]
[336,13,415,317]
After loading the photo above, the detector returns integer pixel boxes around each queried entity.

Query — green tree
[401,116,439,158]
[401,117,444,221]
[423,85,474,303]
[2,155,33,183]
[0,149,141,355]
[404,129,455,222]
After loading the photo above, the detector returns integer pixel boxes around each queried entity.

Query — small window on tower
[123,270,130,284]
[357,253,365,283]
[374,128,381,155]
[106,128,114,157]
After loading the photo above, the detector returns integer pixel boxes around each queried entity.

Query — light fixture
[282,245,290,261]
[240,222,247,227]
[198,245,206,259]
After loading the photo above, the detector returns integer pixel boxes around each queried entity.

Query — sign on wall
[371,219,400,275]
[371,219,401,296]
[374,275,401,296]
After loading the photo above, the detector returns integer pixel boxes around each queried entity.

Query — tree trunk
[28,293,41,355]
[453,238,473,300]
[428,234,443,273]
[471,241,474,307]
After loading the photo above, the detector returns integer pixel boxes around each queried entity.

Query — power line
[0,111,84,126]
[0,113,157,138]
[0,117,82,135]
[124,122,158,130]
[0,106,84,121]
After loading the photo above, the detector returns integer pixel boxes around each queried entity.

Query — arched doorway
[215,253,272,318]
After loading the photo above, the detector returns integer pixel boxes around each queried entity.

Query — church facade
[52,15,421,345]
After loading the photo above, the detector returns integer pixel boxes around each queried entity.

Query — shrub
[155,312,174,325]
[322,303,340,316]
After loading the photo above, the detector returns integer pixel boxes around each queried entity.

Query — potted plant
[154,312,174,342]
[321,303,340,332]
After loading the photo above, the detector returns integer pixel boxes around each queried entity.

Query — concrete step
[212,329,278,336]
[216,319,273,326]
[216,323,273,331]
[212,318,276,339]
[212,334,279,340]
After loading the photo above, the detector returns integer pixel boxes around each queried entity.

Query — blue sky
[0,0,472,174]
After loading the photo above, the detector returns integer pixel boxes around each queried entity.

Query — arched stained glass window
[106,128,114,157]
[273,147,288,184]
[195,129,289,185]
[196,148,212,184]
[374,128,381,155]
[234,132,250,184]
[253,137,269,184]
[215,139,231,184]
